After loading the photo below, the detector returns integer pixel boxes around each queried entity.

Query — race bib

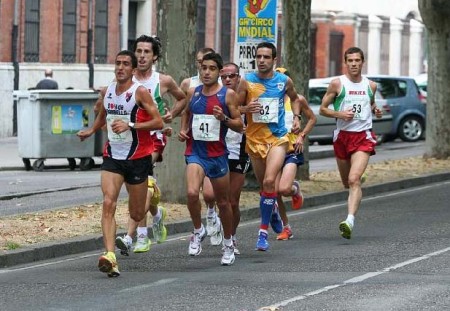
[192,114,221,141]
[225,129,242,144]
[106,115,132,143]
[252,97,279,123]
[343,98,370,121]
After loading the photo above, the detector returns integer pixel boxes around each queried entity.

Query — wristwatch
[223,116,230,122]
[128,122,135,129]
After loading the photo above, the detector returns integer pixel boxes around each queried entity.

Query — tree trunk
[156,0,197,203]
[419,0,450,159]
[282,0,312,179]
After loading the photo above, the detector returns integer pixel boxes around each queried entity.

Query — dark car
[308,81,393,145]
[367,75,426,142]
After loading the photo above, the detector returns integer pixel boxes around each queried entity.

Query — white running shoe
[210,217,223,246]
[233,239,240,255]
[206,214,217,236]
[115,235,132,256]
[188,227,207,256]
[221,244,236,266]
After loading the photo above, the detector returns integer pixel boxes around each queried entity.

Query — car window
[372,78,406,99]
[308,87,327,105]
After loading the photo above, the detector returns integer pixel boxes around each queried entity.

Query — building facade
[0,0,424,137]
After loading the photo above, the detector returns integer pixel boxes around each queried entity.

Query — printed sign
[233,0,278,75]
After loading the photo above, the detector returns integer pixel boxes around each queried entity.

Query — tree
[419,0,450,159]
[282,0,312,179]
[156,0,197,203]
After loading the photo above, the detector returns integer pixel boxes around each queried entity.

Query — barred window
[94,0,108,64]
[62,0,77,63]
[24,0,40,62]
[196,0,206,51]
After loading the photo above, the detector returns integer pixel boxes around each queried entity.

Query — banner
[233,0,278,75]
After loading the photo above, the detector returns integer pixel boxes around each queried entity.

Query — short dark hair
[116,50,138,68]
[133,35,162,61]
[344,47,365,62]
[256,42,277,58]
[202,52,223,70]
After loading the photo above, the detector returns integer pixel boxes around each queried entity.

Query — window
[220,1,232,62]
[62,0,77,63]
[372,78,407,99]
[308,86,327,106]
[94,0,108,63]
[196,0,206,51]
[127,2,137,51]
[24,0,40,62]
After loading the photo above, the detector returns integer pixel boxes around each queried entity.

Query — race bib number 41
[192,114,221,141]
[252,97,279,123]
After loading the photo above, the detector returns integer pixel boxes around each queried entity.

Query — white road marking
[258,246,450,310]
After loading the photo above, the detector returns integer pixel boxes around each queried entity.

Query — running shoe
[221,244,236,266]
[210,216,223,246]
[98,252,120,277]
[339,220,353,239]
[360,173,368,184]
[133,235,151,253]
[270,203,283,234]
[292,180,304,210]
[276,226,293,240]
[152,206,168,244]
[206,213,218,236]
[115,235,132,256]
[188,227,207,256]
[256,231,269,251]
[233,239,240,255]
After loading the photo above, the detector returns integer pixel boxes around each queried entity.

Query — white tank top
[334,75,373,132]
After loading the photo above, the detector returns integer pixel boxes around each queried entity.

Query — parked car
[367,75,426,142]
[308,81,393,145]
[414,73,427,93]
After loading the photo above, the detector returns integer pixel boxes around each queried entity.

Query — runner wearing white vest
[319,47,383,240]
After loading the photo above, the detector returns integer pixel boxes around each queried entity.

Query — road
[0,140,425,217]
[0,179,448,310]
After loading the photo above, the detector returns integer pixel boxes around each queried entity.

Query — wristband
[293,114,302,119]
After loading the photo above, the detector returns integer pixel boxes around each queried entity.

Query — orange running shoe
[276,226,293,240]
[292,180,304,210]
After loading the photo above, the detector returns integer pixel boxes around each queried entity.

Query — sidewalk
[0,136,103,171]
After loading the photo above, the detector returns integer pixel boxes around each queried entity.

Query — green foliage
[6,242,20,250]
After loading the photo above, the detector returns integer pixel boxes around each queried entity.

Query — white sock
[137,227,148,237]
[153,208,161,223]
[292,183,299,195]
[346,214,355,228]
[194,224,205,235]
[223,238,232,247]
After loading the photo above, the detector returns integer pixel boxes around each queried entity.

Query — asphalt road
[0,180,448,310]
[0,140,425,217]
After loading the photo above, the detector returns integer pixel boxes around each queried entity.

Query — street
[0,180,449,310]
[0,140,425,217]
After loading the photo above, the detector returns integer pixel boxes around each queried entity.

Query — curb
[1,172,449,268]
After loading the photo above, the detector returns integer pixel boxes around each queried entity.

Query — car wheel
[398,116,424,142]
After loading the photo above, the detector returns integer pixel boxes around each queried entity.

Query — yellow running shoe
[152,206,167,244]
[339,221,352,239]
[133,235,151,253]
[98,252,120,277]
